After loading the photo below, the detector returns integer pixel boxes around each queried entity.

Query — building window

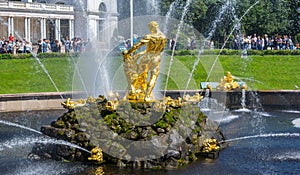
[99,2,107,12]
[55,2,65,5]
[97,20,105,41]
[97,3,107,41]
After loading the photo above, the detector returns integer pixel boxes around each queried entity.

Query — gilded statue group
[62,21,202,110]
[215,72,247,91]
[122,21,167,101]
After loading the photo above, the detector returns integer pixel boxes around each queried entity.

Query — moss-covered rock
[29,95,225,169]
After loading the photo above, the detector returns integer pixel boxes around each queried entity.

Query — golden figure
[122,21,167,101]
[61,98,86,109]
[183,93,203,102]
[216,72,240,91]
[202,138,220,153]
[95,167,105,175]
[88,147,104,164]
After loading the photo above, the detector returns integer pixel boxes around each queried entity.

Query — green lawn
[165,55,300,90]
[0,54,299,94]
[0,57,74,94]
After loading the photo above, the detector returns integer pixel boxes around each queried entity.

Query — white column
[40,18,43,39]
[69,19,74,39]
[27,18,31,42]
[11,17,14,35]
[25,17,30,41]
[40,18,46,39]
[25,18,27,40]
[8,17,11,35]
[43,18,46,39]
[55,18,61,41]
[8,17,14,36]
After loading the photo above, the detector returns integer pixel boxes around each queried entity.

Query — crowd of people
[0,34,33,54]
[36,36,89,54]
[2,32,299,55]
[232,34,300,50]
[0,34,89,55]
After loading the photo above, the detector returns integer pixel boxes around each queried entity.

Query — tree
[158,0,296,44]
[286,0,300,37]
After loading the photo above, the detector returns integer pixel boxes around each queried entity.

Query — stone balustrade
[0,1,73,12]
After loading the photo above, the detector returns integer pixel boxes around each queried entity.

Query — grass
[161,55,300,90]
[0,54,299,94]
[0,57,74,94]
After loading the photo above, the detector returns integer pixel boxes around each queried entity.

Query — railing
[0,1,73,12]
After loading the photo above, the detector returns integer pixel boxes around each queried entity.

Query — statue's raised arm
[122,21,167,101]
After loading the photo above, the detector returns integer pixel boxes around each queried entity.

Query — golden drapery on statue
[122,21,167,101]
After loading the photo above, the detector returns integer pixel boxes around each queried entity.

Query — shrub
[164,49,300,56]
[37,52,71,58]
[0,53,33,59]
[0,52,81,60]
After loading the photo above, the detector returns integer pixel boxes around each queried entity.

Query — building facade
[0,0,118,45]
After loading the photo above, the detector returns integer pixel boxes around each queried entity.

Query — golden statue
[61,98,86,109]
[216,72,240,91]
[202,138,220,153]
[88,147,104,164]
[122,21,167,101]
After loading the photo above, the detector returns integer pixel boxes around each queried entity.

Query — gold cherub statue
[61,98,86,109]
[202,138,220,153]
[122,21,167,101]
[216,72,240,91]
[88,147,104,164]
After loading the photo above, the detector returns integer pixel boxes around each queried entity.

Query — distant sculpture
[88,147,104,164]
[216,72,240,91]
[122,21,167,101]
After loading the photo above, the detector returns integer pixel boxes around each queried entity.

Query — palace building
[0,0,118,45]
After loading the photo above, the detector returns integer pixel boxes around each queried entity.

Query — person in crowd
[16,40,24,53]
[170,38,176,50]
[25,41,32,53]
[251,34,257,50]
[288,36,294,50]
[191,37,196,50]
[7,40,14,54]
[186,37,191,50]
[51,39,61,52]
[64,36,72,53]
[8,33,14,42]
[37,39,43,54]
[42,39,47,53]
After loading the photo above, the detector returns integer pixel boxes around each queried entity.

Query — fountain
[1,1,300,175]
[26,20,225,169]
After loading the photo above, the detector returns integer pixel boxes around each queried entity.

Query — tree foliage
[158,0,299,42]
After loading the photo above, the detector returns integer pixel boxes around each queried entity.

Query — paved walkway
[0,92,74,112]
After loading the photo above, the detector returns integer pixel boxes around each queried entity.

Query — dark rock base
[29,96,225,169]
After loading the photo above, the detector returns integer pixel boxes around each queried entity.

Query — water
[204,1,260,84]
[240,89,247,110]
[162,0,181,35]
[0,120,42,135]
[183,0,237,94]
[147,0,160,16]
[1,108,300,175]
[292,118,300,128]
[0,111,91,154]
[223,133,300,143]
[0,136,90,154]
[200,89,211,111]
[164,0,192,97]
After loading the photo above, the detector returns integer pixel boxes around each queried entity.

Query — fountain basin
[1,106,300,174]
[1,90,300,112]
